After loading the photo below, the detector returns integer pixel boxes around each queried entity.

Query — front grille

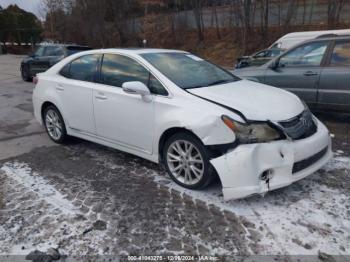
[279,110,317,140]
[292,146,328,174]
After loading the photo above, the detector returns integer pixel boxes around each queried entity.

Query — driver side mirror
[122,81,152,102]
[269,59,280,70]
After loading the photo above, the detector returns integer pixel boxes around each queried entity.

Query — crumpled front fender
[189,115,236,145]
[210,120,332,200]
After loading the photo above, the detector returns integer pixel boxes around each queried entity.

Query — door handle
[56,84,64,91]
[95,93,107,100]
[303,71,318,76]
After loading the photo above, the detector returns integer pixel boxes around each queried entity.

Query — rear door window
[61,54,100,82]
[330,41,350,66]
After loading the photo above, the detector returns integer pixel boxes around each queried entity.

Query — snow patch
[323,155,350,171]
[1,162,79,215]
[152,156,350,255]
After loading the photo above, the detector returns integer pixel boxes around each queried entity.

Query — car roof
[85,48,187,55]
[279,29,350,40]
[302,35,350,44]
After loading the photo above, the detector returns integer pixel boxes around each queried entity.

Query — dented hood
[187,79,304,121]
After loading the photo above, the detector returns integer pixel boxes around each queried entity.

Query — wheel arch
[40,101,66,125]
[158,127,202,163]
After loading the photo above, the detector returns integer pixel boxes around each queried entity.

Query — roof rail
[316,34,350,38]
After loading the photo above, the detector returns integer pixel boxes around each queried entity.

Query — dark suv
[20,44,92,81]
[234,36,350,112]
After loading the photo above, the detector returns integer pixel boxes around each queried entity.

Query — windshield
[141,52,239,89]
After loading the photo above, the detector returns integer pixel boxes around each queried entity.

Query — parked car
[20,44,92,81]
[234,35,350,113]
[32,49,332,200]
[235,48,284,69]
[269,29,350,50]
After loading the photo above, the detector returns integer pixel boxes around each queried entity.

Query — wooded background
[1,0,349,66]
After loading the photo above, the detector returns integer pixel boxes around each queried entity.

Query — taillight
[33,76,38,85]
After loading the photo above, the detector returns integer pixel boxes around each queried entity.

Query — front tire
[163,132,214,189]
[43,106,67,144]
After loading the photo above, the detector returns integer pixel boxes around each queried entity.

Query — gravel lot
[0,55,349,260]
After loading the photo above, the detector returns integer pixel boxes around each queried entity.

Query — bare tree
[259,0,269,45]
[191,0,204,42]
[283,0,297,32]
[211,1,221,39]
[327,0,345,29]
[308,0,316,24]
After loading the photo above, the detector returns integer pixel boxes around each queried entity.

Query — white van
[270,29,350,49]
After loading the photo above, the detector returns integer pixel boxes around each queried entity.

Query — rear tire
[21,65,32,82]
[43,105,68,144]
[163,132,214,189]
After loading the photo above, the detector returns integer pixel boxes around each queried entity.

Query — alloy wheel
[45,109,63,140]
[166,140,204,185]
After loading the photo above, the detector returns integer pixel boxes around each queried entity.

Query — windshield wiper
[184,85,205,90]
[185,80,233,89]
[207,79,232,86]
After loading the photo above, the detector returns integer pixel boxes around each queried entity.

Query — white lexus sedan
[32,48,332,200]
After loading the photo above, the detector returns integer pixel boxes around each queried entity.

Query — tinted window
[44,46,64,56]
[279,42,328,67]
[141,53,239,89]
[34,46,45,57]
[101,54,149,87]
[60,63,70,78]
[68,54,100,82]
[330,42,350,66]
[149,74,168,96]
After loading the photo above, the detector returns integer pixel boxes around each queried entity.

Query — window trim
[277,40,332,68]
[324,39,350,68]
[98,53,169,97]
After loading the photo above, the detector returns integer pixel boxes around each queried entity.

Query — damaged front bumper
[210,119,332,200]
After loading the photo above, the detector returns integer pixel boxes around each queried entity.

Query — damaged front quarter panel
[209,119,332,201]
[189,115,237,146]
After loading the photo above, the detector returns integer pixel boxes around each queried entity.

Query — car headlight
[222,115,282,143]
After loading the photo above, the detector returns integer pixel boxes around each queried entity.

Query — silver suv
[234,36,350,113]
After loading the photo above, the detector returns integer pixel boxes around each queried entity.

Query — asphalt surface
[0,55,349,260]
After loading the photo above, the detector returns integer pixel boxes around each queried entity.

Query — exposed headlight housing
[222,115,283,143]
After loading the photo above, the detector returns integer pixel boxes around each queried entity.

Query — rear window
[66,46,92,56]
[44,46,64,56]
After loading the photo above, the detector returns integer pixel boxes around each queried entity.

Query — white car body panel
[188,79,304,121]
[56,76,96,134]
[32,48,332,200]
[93,82,155,153]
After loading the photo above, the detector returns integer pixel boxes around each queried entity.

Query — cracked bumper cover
[210,119,332,200]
